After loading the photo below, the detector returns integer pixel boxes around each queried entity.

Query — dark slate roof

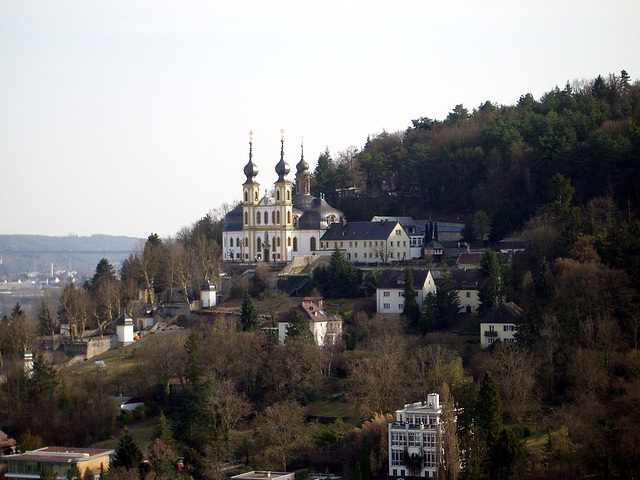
[377,269,432,290]
[222,204,243,232]
[448,269,486,290]
[293,195,345,229]
[482,302,523,324]
[320,220,402,241]
[425,240,444,251]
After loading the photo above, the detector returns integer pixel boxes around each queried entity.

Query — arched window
[236,238,241,247]
[287,211,292,224]
[244,212,248,225]
[264,211,268,225]
[287,237,291,247]
[277,237,281,247]
[276,211,281,224]
[286,189,290,200]
[256,211,261,224]
[272,211,276,224]
[276,190,281,200]
[245,237,248,247]
[293,237,298,252]
[310,237,316,251]
[257,237,262,250]
[254,190,258,201]
[244,191,248,202]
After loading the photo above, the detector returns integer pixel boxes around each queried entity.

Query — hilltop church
[222,133,345,263]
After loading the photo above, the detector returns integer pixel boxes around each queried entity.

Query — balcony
[484,330,498,337]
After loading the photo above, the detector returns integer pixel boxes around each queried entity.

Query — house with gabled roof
[448,269,487,313]
[376,269,436,315]
[480,302,524,348]
[278,297,343,347]
[319,220,411,264]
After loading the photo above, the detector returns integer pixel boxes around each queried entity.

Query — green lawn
[305,398,357,419]
[91,419,156,451]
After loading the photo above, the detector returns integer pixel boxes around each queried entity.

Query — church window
[310,237,317,251]
[236,238,241,247]
[244,191,248,202]
[287,211,292,224]
[256,211,261,224]
[293,216,298,227]
[287,237,291,247]
[254,190,258,201]
[276,190,281,200]
[244,212,248,225]
[272,211,277,224]
[277,237,281,247]
[293,237,298,252]
[276,211,281,224]
[286,189,290,200]
[264,211,269,225]
[257,237,262,250]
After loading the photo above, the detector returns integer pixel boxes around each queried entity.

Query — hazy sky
[1,1,639,238]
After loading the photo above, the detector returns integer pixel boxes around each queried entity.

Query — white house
[320,220,412,264]
[480,302,523,348]
[116,315,134,345]
[388,394,443,479]
[376,269,436,314]
[200,282,217,308]
[372,216,424,259]
[448,269,485,314]
[278,297,343,347]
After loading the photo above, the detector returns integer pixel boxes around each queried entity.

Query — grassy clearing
[305,398,357,419]
[91,419,156,451]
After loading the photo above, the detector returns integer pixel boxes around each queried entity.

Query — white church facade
[223,133,345,263]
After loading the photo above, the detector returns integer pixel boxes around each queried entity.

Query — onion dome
[275,130,290,182]
[243,132,259,184]
[296,141,309,174]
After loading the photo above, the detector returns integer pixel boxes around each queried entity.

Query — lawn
[91,419,156,451]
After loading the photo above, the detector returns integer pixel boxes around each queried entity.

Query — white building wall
[457,289,480,313]
[480,322,518,348]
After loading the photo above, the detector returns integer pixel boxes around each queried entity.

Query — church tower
[295,140,311,196]
[273,130,294,262]
[242,132,260,261]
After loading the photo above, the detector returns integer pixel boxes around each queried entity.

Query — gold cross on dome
[280,128,285,141]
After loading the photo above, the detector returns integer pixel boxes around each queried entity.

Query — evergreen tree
[239,292,259,331]
[285,309,313,343]
[359,436,371,480]
[314,247,361,298]
[478,249,507,315]
[184,331,203,387]
[436,267,461,329]
[476,372,503,449]
[113,430,143,470]
[152,410,175,448]
[36,299,56,336]
[402,270,421,328]
[488,428,524,480]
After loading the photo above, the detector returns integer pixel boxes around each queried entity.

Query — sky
[1,0,639,239]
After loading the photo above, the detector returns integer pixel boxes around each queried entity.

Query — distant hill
[0,234,142,274]
[0,234,141,253]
